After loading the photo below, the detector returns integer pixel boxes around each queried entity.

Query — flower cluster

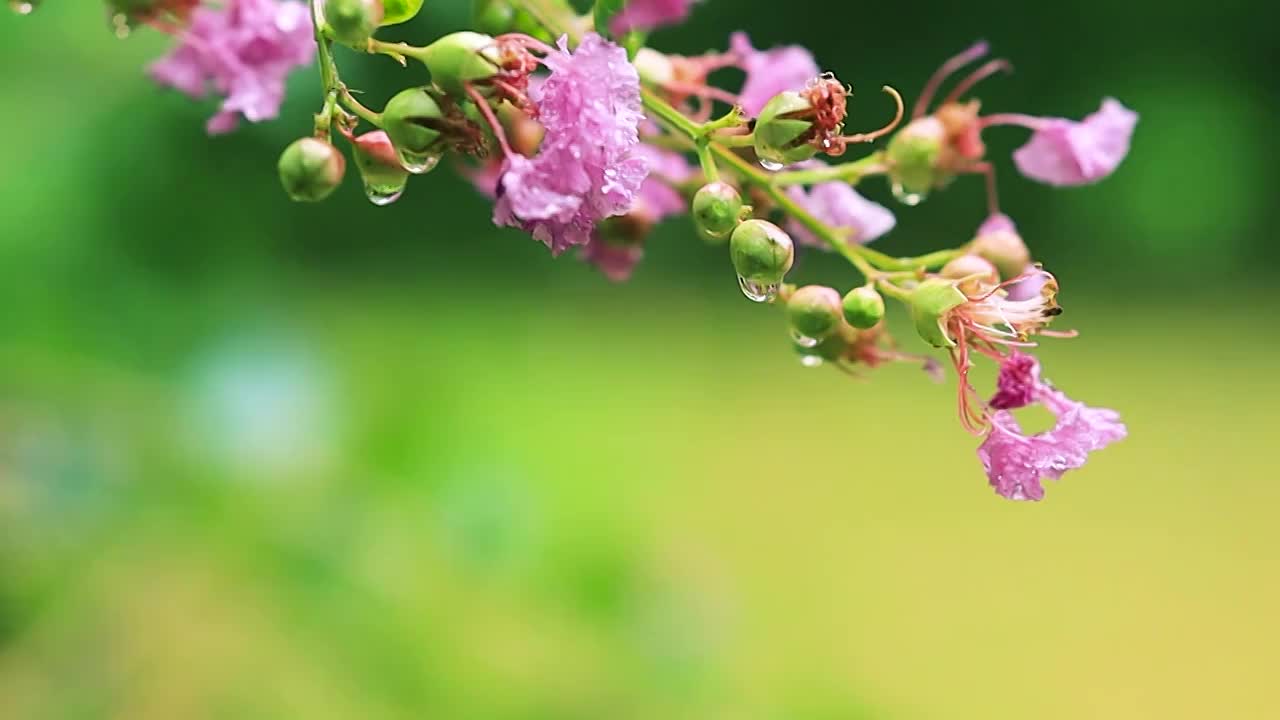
[30,0,1139,501]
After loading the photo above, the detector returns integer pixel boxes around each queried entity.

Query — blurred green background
[2,1,1278,718]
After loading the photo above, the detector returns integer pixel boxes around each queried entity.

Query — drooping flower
[978,353,1126,501]
[579,235,644,282]
[1011,98,1138,186]
[784,179,896,248]
[729,32,820,117]
[611,0,697,34]
[149,0,315,135]
[494,33,649,255]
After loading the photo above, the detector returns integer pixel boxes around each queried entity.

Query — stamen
[493,33,554,56]
[841,85,905,145]
[913,40,989,119]
[942,59,1012,106]
[464,83,515,159]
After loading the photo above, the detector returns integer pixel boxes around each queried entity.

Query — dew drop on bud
[397,148,442,175]
[9,0,35,15]
[363,179,407,206]
[737,275,779,303]
[891,181,926,207]
[799,355,824,368]
[758,158,785,172]
[789,328,819,349]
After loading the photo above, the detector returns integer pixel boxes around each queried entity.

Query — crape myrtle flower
[1005,99,1139,186]
[784,169,896,248]
[891,41,1136,200]
[909,256,1063,433]
[577,145,696,282]
[729,32,820,117]
[611,0,698,34]
[978,352,1126,501]
[494,33,649,256]
[149,0,315,135]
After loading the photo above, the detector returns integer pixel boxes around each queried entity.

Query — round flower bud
[941,254,999,294]
[417,31,501,98]
[842,286,885,330]
[323,0,383,47]
[692,182,743,239]
[383,87,445,156]
[278,137,346,202]
[352,130,410,205]
[633,48,675,87]
[730,219,795,286]
[908,278,968,348]
[787,285,843,341]
[972,226,1032,280]
[754,91,819,166]
[378,0,424,26]
[886,117,943,197]
[472,0,515,34]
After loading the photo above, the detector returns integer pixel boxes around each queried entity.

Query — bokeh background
[2,1,1278,718]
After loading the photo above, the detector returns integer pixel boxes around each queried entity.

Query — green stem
[769,152,885,187]
[698,107,745,138]
[339,87,383,127]
[694,141,719,182]
[366,38,426,63]
[712,132,755,148]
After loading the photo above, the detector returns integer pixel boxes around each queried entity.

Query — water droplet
[799,354,824,368]
[737,275,779,303]
[363,179,406,206]
[10,0,34,14]
[790,328,819,348]
[105,11,132,38]
[759,158,785,172]
[396,148,442,175]
[891,182,926,206]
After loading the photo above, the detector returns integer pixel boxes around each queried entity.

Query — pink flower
[978,353,1126,501]
[988,351,1040,410]
[1012,98,1138,186]
[580,236,644,282]
[495,34,649,255]
[610,0,696,34]
[1004,266,1050,302]
[631,145,694,224]
[729,32,819,117]
[784,178,895,248]
[149,0,314,135]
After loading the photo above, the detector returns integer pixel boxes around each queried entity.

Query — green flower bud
[842,286,885,330]
[941,254,999,294]
[787,285,843,341]
[730,219,795,288]
[971,227,1031,280]
[352,130,410,205]
[472,0,515,34]
[323,0,383,47]
[278,137,346,202]
[379,0,424,25]
[692,182,743,239]
[754,91,819,166]
[908,278,968,348]
[417,31,501,98]
[886,117,943,198]
[382,87,446,170]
